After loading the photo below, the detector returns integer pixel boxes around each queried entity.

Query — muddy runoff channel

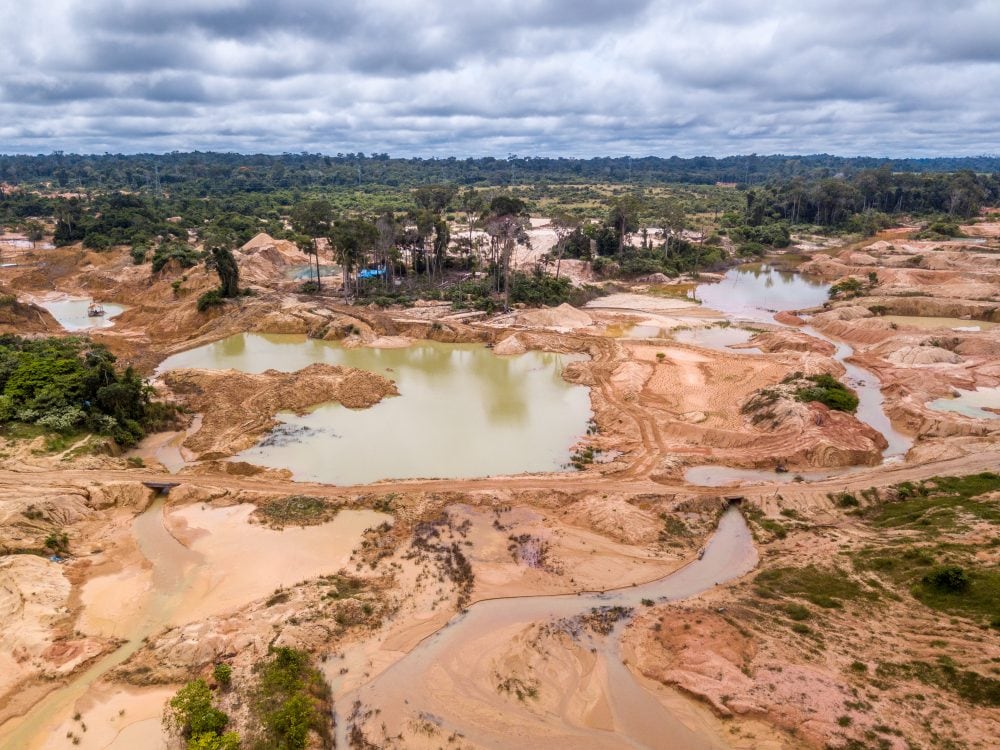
[0,498,389,749]
[686,264,913,487]
[335,506,757,749]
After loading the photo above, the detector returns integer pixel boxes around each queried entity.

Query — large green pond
[158,333,591,484]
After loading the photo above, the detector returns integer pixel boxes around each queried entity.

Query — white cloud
[0,0,996,155]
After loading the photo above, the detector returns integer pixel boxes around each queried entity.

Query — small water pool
[37,297,128,331]
[694,264,829,323]
[881,315,997,332]
[927,387,1000,420]
[672,326,761,353]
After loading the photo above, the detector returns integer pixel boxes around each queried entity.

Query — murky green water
[37,297,128,331]
[693,264,829,322]
[927,387,1000,420]
[158,333,591,484]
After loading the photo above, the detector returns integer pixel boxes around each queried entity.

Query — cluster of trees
[3,152,1000,193]
[0,335,170,446]
[288,189,537,311]
[166,648,330,750]
[739,167,999,229]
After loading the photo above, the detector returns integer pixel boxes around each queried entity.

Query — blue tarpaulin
[358,268,385,279]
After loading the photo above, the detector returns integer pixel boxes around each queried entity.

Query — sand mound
[887,345,962,367]
[561,496,661,545]
[493,334,527,355]
[748,330,835,356]
[0,290,60,334]
[163,363,398,458]
[516,303,592,330]
[810,306,873,324]
[236,233,312,284]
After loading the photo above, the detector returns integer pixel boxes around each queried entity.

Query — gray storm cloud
[0,0,997,155]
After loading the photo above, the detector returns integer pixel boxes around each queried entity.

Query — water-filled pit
[35,296,128,331]
[158,333,591,484]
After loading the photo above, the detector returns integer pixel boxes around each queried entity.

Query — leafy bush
[828,277,865,298]
[131,245,147,265]
[152,241,202,273]
[166,680,230,739]
[0,335,168,447]
[794,373,859,413]
[197,289,225,312]
[213,663,232,688]
[252,647,330,750]
[187,732,241,750]
[923,565,970,593]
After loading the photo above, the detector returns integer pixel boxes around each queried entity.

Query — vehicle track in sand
[2,448,997,507]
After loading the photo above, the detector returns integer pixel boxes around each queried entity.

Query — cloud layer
[0,0,997,156]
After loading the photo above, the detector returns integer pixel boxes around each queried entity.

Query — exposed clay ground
[1,224,999,749]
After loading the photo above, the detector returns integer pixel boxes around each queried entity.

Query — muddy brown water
[158,334,592,484]
[334,506,756,749]
[0,499,388,749]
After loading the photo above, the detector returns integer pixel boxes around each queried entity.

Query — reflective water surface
[928,387,1000,420]
[693,264,829,323]
[159,333,591,484]
[36,297,128,330]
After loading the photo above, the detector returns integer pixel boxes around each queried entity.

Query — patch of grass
[912,566,1000,624]
[876,660,1000,707]
[866,473,1000,532]
[754,565,867,608]
[256,496,338,527]
[784,603,811,621]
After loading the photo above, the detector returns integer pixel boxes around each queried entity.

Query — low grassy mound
[790,372,859,413]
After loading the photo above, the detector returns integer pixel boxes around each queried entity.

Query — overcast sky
[0,0,997,157]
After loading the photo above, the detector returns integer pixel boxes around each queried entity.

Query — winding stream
[0,499,388,748]
[334,506,757,749]
[0,498,195,749]
[685,263,913,486]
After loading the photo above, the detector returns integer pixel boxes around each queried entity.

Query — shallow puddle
[159,334,592,484]
[35,297,128,331]
[927,387,1000,420]
[881,315,997,332]
[684,464,861,487]
[672,325,761,353]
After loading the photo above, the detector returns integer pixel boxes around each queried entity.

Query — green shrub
[187,731,241,750]
[923,565,970,593]
[794,373,859,413]
[166,680,229,739]
[131,246,147,265]
[213,663,232,688]
[152,242,201,273]
[197,289,225,312]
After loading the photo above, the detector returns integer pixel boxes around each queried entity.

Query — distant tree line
[2,151,1000,194]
